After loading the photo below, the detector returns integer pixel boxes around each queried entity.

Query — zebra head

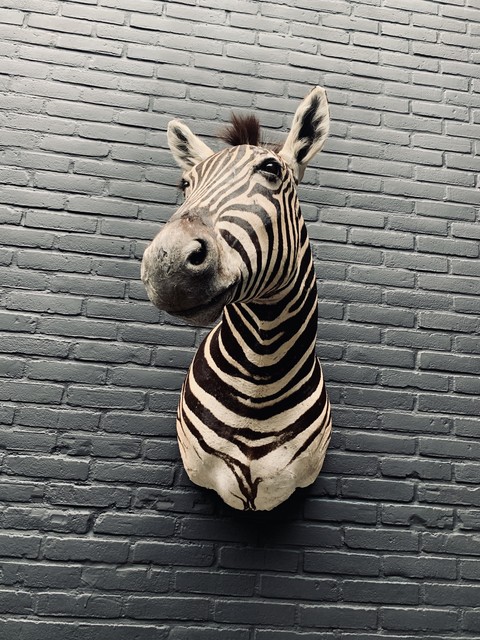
[141,86,329,326]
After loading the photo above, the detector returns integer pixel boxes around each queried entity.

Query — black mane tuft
[220,113,262,147]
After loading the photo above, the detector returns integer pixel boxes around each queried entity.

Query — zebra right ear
[167,119,214,171]
[279,86,330,183]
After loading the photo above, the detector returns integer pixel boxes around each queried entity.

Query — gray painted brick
[381,607,458,632]
[384,555,457,580]
[44,536,129,563]
[133,541,215,567]
[1,3,479,636]
[343,579,419,604]
[46,483,131,508]
[94,512,175,537]
[81,566,169,592]
[5,454,89,480]
[299,604,377,630]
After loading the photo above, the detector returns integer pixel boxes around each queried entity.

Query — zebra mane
[220,113,283,152]
[220,113,262,147]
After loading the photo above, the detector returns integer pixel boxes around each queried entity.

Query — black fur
[220,114,262,147]
[296,95,324,164]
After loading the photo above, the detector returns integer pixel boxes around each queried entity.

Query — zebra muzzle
[141,222,238,325]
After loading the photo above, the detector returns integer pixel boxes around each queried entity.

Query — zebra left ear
[279,86,330,182]
[167,119,214,171]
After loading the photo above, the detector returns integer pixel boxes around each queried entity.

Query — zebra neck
[217,256,318,382]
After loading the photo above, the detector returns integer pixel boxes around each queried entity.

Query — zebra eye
[257,159,282,179]
[178,178,190,192]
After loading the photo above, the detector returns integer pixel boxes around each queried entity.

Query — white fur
[167,119,214,170]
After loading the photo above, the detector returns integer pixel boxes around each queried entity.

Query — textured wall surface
[0,0,479,638]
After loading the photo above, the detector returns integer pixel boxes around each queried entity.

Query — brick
[351,228,414,249]
[127,595,209,621]
[92,461,173,485]
[62,2,124,22]
[419,393,479,416]
[176,570,256,597]
[455,296,480,315]
[85,300,160,323]
[387,289,450,312]
[102,411,173,436]
[47,483,131,508]
[37,592,122,618]
[0,533,41,558]
[0,380,64,404]
[322,452,378,477]
[56,433,141,458]
[219,547,298,572]
[381,607,458,632]
[173,628,249,640]
[384,555,457,580]
[0,589,33,614]
[420,436,480,460]
[345,432,416,455]
[215,599,295,625]
[40,135,110,157]
[51,274,125,298]
[26,360,106,384]
[345,528,419,552]
[381,369,448,392]
[465,611,480,633]
[299,604,377,630]
[82,566,168,592]
[381,504,454,529]
[0,620,167,640]
[342,478,414,502]
[305,498,377,524]
[419,484,480,507]
[346,345,414,369]
[305,550,381,576]
[56,33,123,56]
[44,536,129,563]
[0,428,55,453]
[455,417,480,438]
[4,506,91,534]
[381,456,452,480]
[349,304,415,327]
[458,508,480,530]
[343,579,419,604]
[94,512,176,537]
[5,454,89,480]
[66,386,146,410]
[38,317,116,341]
[0,561,82,589]
[133,541,214,567]
[420,352,480,375]
[420,310,479,333]
[418,235,479,257]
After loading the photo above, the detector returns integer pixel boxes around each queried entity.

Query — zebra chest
[175,343,331,511]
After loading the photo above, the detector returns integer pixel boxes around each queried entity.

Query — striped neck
[218,236,318,382]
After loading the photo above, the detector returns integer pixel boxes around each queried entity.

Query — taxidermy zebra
[141,86,332,511]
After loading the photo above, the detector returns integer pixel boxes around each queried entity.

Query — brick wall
[0,0,479,638]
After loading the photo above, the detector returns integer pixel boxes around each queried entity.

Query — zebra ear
[167,119,214,170]
[279,86,330,182]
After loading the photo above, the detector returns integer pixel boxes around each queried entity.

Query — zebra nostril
[186,239,208,267]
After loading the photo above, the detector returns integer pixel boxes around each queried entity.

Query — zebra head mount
[142,87,332,511]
